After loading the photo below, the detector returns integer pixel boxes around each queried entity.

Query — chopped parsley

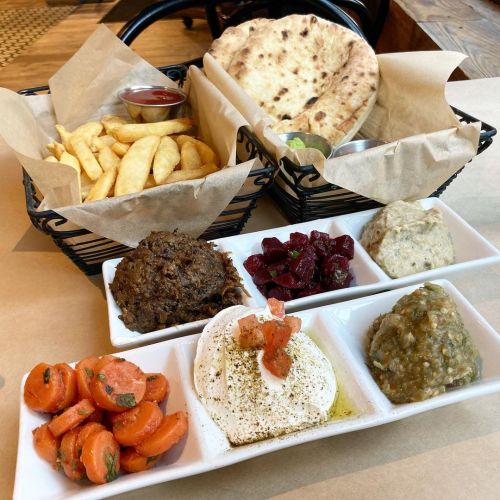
[105,384,113,395]
[84,367,94,378]
[77,408,91,416]
[104,451,118,482]
[43,368,50,384]
[97,373,105,381]
[289,250,300,259]
[115,393,136,408]
[146,455,159,464]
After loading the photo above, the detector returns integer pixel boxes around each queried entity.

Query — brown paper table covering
[1,78,499,500]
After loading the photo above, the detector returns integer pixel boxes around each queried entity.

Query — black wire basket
[19,64,278,275]
[270,107,497,223]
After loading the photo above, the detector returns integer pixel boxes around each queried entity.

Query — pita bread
[209,14,379,146]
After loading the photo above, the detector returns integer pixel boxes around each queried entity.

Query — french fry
[111,141,130,157]
[112,118,193,143]
[55,124,74,154]
[161,163,219,184]
[80,171,94,200]
[101,115,128,134]
[180,141,201,170]
[176,135,220,166]
[46,142,65,160]
[84,167,117,203]
[144,174,156,189]
[59,151,81,174]
[44,155,58,163]
[72,121,103,145]
[98,146,121,172]
[153,136,180,184]
[115,135,160,196]
[91,135,116,152]
[71,137,103,181]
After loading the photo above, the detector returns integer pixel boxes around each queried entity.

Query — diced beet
[312,238,330,259]
[323,271,353,291]
[267,286,294,302]
[262,237,288,263]
[321,255,352,291]
[267,258,290,277]
[289,252,315,283]
[297,283,324,298]
[310,230,330,243]
[243,254,266,276]
[273,272,306,289]
[289,232,309,249]
[252,267,273,285]
[331,235,355,260]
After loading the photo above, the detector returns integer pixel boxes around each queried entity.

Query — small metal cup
[279,131,333,158]
[332,139,387,158]
[118,85,187,123]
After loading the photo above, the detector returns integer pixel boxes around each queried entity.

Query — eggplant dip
[110,231,243,333]
[366,283,480,404]
[360,201,455,278]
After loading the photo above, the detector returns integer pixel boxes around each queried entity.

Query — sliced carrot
[32,423,61,469]
[86,407,104,423]
[24,363,65,413]
[54,363,78,410]
[75,422,106,457]
[112,401,162,446]
[90,359,146,412]
[120,448,161,473]
[81,430,120,484]
[60,427,86,481]
[144,373,170,404]
[135,411,188,457]
[75,356,99,401]
[267,297,285,318]
[48,399,95,437]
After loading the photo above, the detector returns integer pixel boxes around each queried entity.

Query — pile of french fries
[44,115,221,203]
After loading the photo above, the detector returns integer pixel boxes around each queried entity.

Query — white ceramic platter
[14,280,500,500]
[103,197,500,347]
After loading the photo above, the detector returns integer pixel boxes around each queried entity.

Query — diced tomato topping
[284,315,302,334]
[262,320,292,352]
[236,314,264,349]
[263,348,292,378]
[267,298,285,318]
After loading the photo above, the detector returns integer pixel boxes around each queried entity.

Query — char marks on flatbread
[209,14,379,146]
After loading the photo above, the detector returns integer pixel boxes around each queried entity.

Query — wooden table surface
[1,74,500,498]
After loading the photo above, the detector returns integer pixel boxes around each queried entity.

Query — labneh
[360,201,455,278]
[194,304,337,445]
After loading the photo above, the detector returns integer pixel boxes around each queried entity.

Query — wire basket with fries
[19,63,278,275]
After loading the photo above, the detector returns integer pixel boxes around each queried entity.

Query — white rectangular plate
[15,280,500,500]
[103,197,500,347]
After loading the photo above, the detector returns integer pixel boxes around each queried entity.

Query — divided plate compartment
[15,280,500,500]
[102,258,259,348]
[215,197,500,314]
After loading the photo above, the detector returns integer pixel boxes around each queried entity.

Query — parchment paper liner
[204,51,480,204]
[0,25,258,248]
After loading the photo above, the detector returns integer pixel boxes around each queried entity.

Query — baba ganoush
[194,304,337,445]
[360,201,455,278]
[367,283,480,403]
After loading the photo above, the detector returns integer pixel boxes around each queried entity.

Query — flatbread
[209,14,379,146]
[208,18,272,71]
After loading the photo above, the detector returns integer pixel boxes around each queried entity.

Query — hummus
[194,305,337,445]
[367,283,480,403]
[360,201,455,278]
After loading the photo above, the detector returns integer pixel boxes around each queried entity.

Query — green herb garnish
[97,373,105,381]
[78,408,90,416]
[104,451,118,483]
[105,384,113,395]
[146,455,159,464]
[115,393,136,408]
[84,367,94,378]
[269,270,278,278]
[289,250,300,258]
[43,368,50,384]
[146,375,158,382]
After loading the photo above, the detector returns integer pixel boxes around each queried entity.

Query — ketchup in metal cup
[121,88,185,106]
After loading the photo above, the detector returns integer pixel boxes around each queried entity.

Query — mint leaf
[104,451,118,482]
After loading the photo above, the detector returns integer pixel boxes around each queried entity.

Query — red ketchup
[121,88,185,106]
